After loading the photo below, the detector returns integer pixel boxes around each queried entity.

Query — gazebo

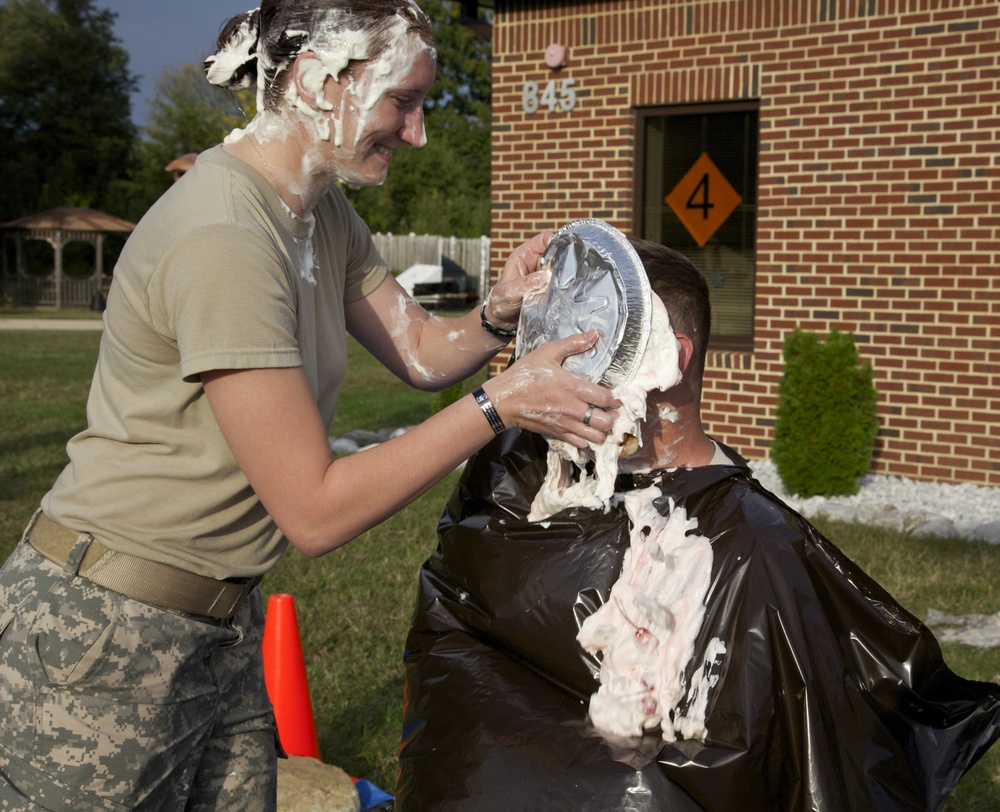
[1,207,135,309]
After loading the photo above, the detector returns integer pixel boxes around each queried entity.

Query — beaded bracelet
[472,386,505,434]
[480,301,517,340]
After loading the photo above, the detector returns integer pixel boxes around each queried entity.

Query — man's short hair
[629,238,711,379]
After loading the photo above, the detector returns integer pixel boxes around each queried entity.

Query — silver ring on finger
[582,404,595,427]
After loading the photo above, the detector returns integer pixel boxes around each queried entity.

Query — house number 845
[522,78,578,114]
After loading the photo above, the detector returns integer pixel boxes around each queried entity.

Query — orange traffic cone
[262,593,321,758]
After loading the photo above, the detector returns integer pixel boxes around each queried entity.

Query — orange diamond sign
[665,153,742,247]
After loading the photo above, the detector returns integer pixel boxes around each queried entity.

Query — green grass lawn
[1,325,998,807]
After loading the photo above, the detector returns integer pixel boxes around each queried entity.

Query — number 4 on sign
[687,174,713,220]
[665,153,742,247]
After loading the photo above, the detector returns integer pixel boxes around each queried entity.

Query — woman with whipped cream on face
[0,1,617,808]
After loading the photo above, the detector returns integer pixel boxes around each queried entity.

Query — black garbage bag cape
[396,430,1000,811]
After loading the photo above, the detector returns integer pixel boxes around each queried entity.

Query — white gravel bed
[746,459,1000,544]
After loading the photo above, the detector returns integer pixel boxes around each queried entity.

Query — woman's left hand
[482,231,553,330]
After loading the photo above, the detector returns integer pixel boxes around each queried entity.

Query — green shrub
[772,328,879,497]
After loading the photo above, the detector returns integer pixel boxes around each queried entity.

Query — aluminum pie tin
[515,219,651,389]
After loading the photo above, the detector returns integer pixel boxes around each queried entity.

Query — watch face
[515,219,651,389]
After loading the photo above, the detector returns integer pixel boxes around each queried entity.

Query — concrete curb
[0,318,104,331]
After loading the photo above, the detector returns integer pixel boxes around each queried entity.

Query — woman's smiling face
[318,32,436,188]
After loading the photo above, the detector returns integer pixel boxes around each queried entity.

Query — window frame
[633,100,761,353]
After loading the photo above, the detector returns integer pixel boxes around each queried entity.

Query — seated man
[395,239,1000,811]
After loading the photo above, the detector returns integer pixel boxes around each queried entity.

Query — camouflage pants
[0,522,279,811]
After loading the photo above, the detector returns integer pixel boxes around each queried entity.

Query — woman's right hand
[485,329,619,449]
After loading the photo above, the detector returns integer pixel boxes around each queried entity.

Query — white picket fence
[372,232,492,300]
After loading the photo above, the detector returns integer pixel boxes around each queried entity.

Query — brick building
[478,0,999,487]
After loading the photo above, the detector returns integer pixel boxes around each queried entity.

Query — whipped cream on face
[213,8,434,284]
[283,25,372,144]
[223,8,434,191]
[576,493,725,742]
[281,11,431,150]
[523,288,725,742]
[527,295,681,522]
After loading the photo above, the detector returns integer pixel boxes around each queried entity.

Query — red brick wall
[489,0,1000,487]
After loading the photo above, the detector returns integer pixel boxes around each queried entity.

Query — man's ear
[676,333,696,377]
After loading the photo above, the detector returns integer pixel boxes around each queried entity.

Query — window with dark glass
[636,103,759,349]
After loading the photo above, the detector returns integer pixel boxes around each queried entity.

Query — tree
[0,0,136,222]
[110,65,255,223]
[346,0,492,237]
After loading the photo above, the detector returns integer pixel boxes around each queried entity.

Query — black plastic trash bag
[397,429,1000,811]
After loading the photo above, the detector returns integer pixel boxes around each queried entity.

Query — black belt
[26,512,261,621]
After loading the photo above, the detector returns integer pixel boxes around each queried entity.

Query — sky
[96,0,253,127]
